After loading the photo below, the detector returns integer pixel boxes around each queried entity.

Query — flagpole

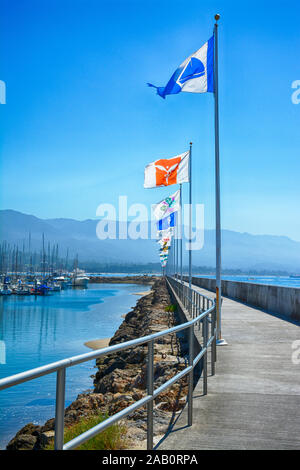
[174,228,176,278]
[189,142,192,294]
[177,209,179,280]
[180,183,183,284]
[174,239,176,277]
[175,218,178,279]
[214,14,227,346]
[173,240,175,277]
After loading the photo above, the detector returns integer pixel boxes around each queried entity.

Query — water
[0,283,150,449]
[195,275,300,288]
[88,272,160,277]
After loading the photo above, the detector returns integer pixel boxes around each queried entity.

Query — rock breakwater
[7,279,189,450]
[91,275,158,285]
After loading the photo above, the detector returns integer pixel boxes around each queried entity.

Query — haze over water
[0,283,150,449]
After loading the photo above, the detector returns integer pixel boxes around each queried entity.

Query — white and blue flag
[148,36,214,99]
[157,211,177,231]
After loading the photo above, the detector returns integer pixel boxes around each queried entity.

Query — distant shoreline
[90,275,159,285]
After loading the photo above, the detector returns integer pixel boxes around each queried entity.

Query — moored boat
[72,268,89,287]
[72,275,89,287]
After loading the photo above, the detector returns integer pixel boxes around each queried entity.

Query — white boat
[16,285,31,295]
[72,275,89,287]
[53,276,70,289]
[72,269,89,287]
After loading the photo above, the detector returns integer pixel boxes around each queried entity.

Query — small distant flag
[144,151,189,189]
[148,37,214,99]
[152,190,180,221]
[157,226,175,240]
[158,238,171,247]
[157,211,177,231]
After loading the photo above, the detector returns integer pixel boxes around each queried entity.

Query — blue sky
[1,0,300,240]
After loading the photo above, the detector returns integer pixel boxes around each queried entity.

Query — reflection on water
[0,283,150,449]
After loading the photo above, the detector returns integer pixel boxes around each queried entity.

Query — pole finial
[215,13,220,22]
[189,142,193,146]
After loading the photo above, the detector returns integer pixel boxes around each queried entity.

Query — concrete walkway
[159,286,300,450]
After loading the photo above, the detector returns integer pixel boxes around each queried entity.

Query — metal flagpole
[176,209,179,280]
[174,239,176,277]
[180,183,183,284]
[175,220,178,279]
[189,143,192,291]
[214,14,227,345]
[174,230,176,278]
[173,240,175,277]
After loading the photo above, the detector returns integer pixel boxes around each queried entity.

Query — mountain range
[0,209,300,273]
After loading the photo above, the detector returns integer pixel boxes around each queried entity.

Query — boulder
[7,433,38,451]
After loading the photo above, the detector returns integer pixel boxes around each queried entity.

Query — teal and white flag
[153,190,180,221]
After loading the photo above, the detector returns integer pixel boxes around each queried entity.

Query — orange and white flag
[144,151,190,188]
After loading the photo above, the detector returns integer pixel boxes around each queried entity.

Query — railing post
[203,317,208,396]
[191,291,194,318]
[54,368,66,450]
[147,340,154,450]
[188,324,194,426]
[211,305,217,376]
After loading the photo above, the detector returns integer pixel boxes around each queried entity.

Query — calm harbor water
[0,283,150,449]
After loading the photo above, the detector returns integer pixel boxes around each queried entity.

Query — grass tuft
[164,304,177,313]
[46,413,128,450]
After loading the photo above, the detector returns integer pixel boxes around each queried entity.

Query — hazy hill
[0,209,300,272]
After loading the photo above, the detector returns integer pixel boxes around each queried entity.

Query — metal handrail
[0,277,217,450]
